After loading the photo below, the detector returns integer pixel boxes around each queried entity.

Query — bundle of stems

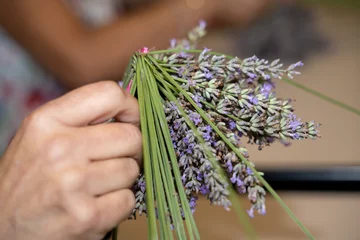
[108,22,333,240]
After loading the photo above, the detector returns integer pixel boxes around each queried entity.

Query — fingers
[42,81,139,127]
[85,158,139,196]
[76,122,142,161]
[95,189,135,231]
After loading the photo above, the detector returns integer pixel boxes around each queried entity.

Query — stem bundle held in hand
[114,21,320,240]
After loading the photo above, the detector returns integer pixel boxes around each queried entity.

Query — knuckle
[42,135,72,162]
[96,80,124,99]
[73,204,98,233]
[122,189,136,212]
[122,124,142,146]
[22,110,47,132]
[124,158,140,180]
[57,169,84,192]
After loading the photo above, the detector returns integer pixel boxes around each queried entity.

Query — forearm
[85,1,214,87]
[0,0,214,89]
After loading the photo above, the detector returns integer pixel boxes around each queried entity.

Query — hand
[0,81,142,240]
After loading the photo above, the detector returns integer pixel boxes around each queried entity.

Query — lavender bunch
[114,22,320,240]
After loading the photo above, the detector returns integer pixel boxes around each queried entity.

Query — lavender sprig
[120,21,319,240]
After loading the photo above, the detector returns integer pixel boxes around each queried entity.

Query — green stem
[136,59,158,240]
[281,78,360,116]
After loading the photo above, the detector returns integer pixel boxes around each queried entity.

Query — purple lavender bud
[189,112,202,125]
[179,51,190,58]
[263,74,271,80]
[181,174,187,184]
[248,73,257,79]
[259,205,266,215]
[237,185,246,194]
[177,67,185,77]
[188,79,196,87]
[292,133,300,139]
[205,71,213,80]
[183,137,189,144]
[200,185,210,195]
[260,82,273,97]
[247,207,255,218]
[229,121,236,130]
[249,95,258,105]
[205,125,212,133]
[170,38,177,48]
[140,181,146,193]
[183,40,190,50]
[199,20,207,29]
[173,121,181,130]
[294,61,304,68]
[202,47,211,55]
[288,116,302,131]
[230,172,238,184]
[280,139,292,147]
[191,94,203,107]
[202,131,211,141]
[246,167,253,175]
[225,160,233,173]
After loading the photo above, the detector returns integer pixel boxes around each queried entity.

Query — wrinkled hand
[0,81,142,240]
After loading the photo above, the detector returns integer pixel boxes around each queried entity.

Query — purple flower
[202,47,211,55]
[197,173,203,181]
[294,61,304,68]
[202,131,211,141]
[237,186,246,194]
[260,82,273,97]
[280,139,292,147]
[140,181,145,193]
[247,207,255,218]
[191,94,203,107]
[188,79,196,87]
[205,125,212,133]
[289,115,302,131]
[205,71,213,80]
[179,51,190,58]
[199,20,207,29]
[189,196,198,213]
[225,160,233,172]
[246,167,253,175]
[183,137,189,144]
[181,174,187,184]
[173,120,180,130]
[292,133,300,139]
[186,143,195,154]
[263,74,271,80]
[170,38,177,48]
[259,205,266,215]
[230,172,243,186]
[177,67,185,77]
[229,121,236,130]
[183,40,190,50]
[189,112,202,125]
[247,72,257,79]
[200,185,210,195]
[248,95,258,105]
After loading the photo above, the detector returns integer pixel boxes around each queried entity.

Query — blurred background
[0,0,359,239]
[119,1,360,239]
